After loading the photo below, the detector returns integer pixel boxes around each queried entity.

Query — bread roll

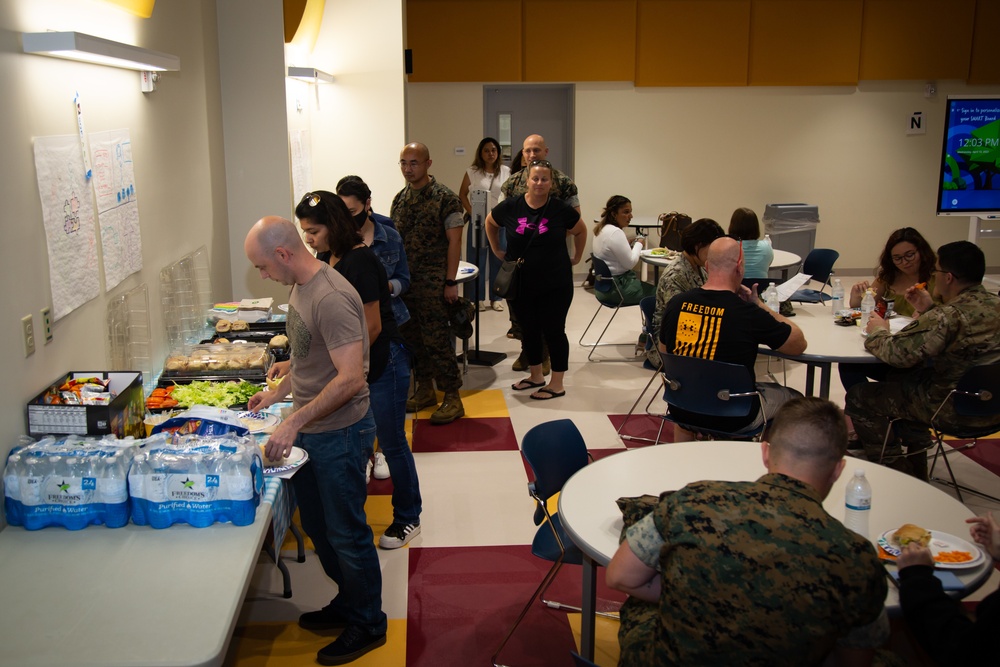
[893,523,932,547]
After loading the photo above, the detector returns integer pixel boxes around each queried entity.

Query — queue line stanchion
[461,188,506,367]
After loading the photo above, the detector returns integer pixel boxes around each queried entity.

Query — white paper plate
[235,410,281,434]
[263,445,308,476]
[641,248,670,257]
[878,529,984,569]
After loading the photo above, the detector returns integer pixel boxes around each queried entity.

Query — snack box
[26,372,145,439]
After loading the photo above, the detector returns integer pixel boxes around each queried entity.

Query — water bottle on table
[765,282,779,313]
[831,279,845,319]
[860,288,876,329]
[844,469,872,538]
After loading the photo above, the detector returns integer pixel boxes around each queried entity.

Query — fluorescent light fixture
[287,66,334,84]
[22,31,179,72]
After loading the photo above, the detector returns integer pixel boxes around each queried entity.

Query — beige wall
[407,80,1000,271]
[0,0,230,455]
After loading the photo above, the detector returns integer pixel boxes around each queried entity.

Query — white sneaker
[478,301,488,312]
[372,452,390,480]
[379,523,421,549]
[491,301,505,312]
[366,459,373,484]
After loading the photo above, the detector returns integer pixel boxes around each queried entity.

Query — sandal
[530,388,566,400]
[512,379,546,391]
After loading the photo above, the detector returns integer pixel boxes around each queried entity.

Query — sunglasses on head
[529,159,553,169]
[302,192,321,208]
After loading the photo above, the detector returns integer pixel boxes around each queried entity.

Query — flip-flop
[530,388,566,400]
[512,379,546,391]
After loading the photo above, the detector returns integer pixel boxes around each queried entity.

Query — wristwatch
[444,279,458,287]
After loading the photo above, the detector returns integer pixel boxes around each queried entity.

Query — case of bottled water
[3,435,139,530]
[128,433,263,528]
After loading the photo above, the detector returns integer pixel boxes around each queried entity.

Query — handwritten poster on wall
[289,129,312,206]
[90,129,143,290]
[33,134,101,320]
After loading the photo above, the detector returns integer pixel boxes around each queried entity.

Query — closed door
[483,85,574,179]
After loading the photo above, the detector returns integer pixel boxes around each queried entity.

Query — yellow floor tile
[412,389,509,419]
[226,618,406,667]
[567,614,622,667]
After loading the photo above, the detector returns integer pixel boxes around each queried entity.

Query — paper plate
[878,529,984,569]
[235,410,281,434]
[278,303,289,312]
[262,446,308,476]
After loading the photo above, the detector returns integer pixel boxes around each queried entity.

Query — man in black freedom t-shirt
[659,237,807,435]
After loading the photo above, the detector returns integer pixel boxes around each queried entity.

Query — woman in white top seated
[728,207,772,280]
[592,195,656,306]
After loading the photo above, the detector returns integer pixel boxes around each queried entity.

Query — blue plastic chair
[790,248,839,303]
[578,255,643,362]
[659,354,768,441]
[492,420,607,667]
[570,652,601,667]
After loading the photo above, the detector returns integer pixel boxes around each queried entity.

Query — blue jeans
[291,409,387,635]
[369,341,422,525]
[466,226,504,301]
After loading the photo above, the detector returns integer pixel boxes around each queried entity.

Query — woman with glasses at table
[849,227,937,317]
[459,137,510,312]
[646,217,725,368]
[292,191,422,549]
[485,160,586,400]
[592,195,656,306]
[840,227,938,392]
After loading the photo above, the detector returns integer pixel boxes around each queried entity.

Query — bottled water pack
[3,435,138,530]
[128,433,263,528]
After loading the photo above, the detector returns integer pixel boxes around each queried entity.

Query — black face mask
[353,209,369,228]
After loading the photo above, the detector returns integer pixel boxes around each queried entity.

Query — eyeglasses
[891,249,918,264]
[932,267,951,276]
[528,159,552,169]
[302,192,320,207]
[399,160,425,168]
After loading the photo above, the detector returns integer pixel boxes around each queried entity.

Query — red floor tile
[411,417,518,453]
[945,438,1000,478]
[606,414,675,448]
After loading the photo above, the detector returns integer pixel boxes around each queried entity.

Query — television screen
[936,97,1000,216]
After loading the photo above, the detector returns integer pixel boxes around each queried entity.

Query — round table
[559,441,996,660]
[758,302,884,398]
[770,248,801,280]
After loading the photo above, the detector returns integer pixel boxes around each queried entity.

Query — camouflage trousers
[400,293,463,393]
[845,379,936,481]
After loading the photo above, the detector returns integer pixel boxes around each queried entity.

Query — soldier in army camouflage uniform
[847,241,1000,480]
[646,218,723,368]
[499,134,581,373]
[607,397,890,666]
[390,143,466,425]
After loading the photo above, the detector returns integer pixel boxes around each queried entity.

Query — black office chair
[579,255,643,362]
[617,297,672,445]
[790,248,839,303]
[659,354,769,441]
[492,420,616,667]
[879,362,1000,503]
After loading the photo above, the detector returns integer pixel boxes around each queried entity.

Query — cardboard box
[26,372,145,439]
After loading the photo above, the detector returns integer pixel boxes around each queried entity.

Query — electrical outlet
[21,314,35,357]
[40,307,52,343]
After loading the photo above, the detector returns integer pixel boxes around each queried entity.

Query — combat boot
[430,391,464,425]
[406,384,437,413]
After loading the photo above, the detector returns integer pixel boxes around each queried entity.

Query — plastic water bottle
[844,469,872,537]
[860,288,876,328]
[831,279,845,318]
[764,234,772,246]
[765,282,779,313]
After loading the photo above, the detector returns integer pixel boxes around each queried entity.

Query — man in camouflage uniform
[499,134,581,373]
[847,241,1000,480]
[606,397,890,666]
[391,142,466,425]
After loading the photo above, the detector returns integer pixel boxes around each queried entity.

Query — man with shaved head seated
[657,236,806,435]
[607,397,890,666]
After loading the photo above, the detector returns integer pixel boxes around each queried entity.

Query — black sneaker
[379,522,421,549]
[317,625,387,665]
[299,602,350,631]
